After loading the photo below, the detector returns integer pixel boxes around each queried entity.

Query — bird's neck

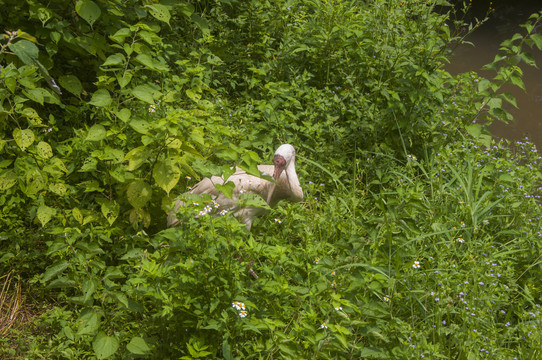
[283,161,303,201]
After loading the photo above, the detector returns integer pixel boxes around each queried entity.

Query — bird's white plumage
[167,144,303,230]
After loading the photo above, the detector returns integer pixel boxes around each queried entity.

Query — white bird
[167,144,303,230]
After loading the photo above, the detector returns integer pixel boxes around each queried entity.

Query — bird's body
[167,144,303,230]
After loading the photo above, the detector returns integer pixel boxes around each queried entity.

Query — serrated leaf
[93,332,119,359]
[86,124,107,141]
[89,89,112,107]
[59,75,83,96]
[145,4,171,25]
[76,0,101,27]
[36,141,53,159]
[13,128,35,151]
[126,180,152,208]
[127,337,151,355]
[37,204,56,226]
[153,161,181,194]
[42,260,68,283]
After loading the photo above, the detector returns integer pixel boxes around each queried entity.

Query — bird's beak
[272,164,285,182]
[267,155,285,204]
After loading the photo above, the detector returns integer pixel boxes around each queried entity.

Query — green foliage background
[1,0,541,358]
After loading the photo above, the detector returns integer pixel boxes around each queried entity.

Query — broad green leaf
[499,174,515,182]
[126,337,151,355]
[153,161,181,194]
[86,124,107,141]
[125,146,147,171]
[23,88,48,105]
[129,118,150,134]
[103,146,124,163]
[102,53,125,67]
[82,278,98,302]
[13,128,35,150]
[77,309,100,336]
[37,204,56,226]
[126,180,152,208]
[73,207,84,224]
[59,75,83,96]
[215,181,235,199]
[185,89,201,102]
[465,124,482,138]
[99,199,119,225]
[36,141,53,159]
[191,13,210,35]
[46,279,77,289]
[115,108,131,123]
[93,332,119,359]
[117,72,132,88]
[135,54,169,72]
[509,74,525,91]
[26,170,47,196]
[131,84,160,104]
[9,39,39,65]
[76,0,101,27]
[0,170,17,190]
[42,260,69,283]
[49,183,67,196]
[109,28,131,44]
[89,89,112,107]
[502,92,517,108]
[531,33,542,50]
[222,339,231,360]
[145,4,171,25]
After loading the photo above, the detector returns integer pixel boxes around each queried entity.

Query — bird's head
[272,144,295,181]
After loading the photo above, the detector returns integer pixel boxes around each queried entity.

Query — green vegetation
[1,0,541,358]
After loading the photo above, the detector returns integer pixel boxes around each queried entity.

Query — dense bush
[1,0,541,358]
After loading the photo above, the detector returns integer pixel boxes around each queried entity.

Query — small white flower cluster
[198,205,213,216]
[407,154,417,161]
[194,199,222,217]
[149,104,156,113]
[232,301,247,318]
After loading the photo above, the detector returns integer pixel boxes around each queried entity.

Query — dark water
[446,1,542,149]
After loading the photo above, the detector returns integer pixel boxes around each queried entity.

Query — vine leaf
[76,0,101,27]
